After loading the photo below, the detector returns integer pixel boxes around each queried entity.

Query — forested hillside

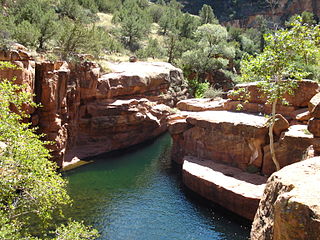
[1,0,319,95]
[176,0,319,23]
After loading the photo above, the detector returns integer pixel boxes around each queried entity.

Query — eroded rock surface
[183,156,267,220]
[227,81,319,121]
[176,98,227,112]
[251,157,320,240]
[99,62,189,106]
[0,51,184,167]
[170,111,269,171]
[70,99,172,160]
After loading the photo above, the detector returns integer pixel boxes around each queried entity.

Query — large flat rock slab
[176,98,227,111]
[183,156,267,220]
[186,111,268,137]
[170,111,269,170]
[251,157,320,240]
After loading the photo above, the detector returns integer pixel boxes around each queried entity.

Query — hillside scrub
[2,0,318,97]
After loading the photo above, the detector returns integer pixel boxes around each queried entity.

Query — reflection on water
[64,133,250,240]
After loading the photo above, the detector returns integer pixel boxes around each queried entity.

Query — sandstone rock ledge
[170,110,269,170]
[251,157,320,240]
[183,156,267,220]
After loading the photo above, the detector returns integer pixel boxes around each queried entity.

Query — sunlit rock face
[251,157,320,240]
[182,156,267,220]
[33,61,187,167]
[168,78,319,220]
[0,50,187,167]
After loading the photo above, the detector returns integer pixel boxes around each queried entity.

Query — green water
[64,134,250,240]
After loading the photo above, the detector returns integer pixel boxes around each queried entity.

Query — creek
[63,133,250,240]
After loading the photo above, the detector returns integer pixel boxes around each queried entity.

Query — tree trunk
[269,99,281,171]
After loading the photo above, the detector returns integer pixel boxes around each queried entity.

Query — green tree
[287,11,317,26]
[179,13,200,38]
[112,0,151,50]
[199,4,218,25]
[0,14,15,48]
[0,62,98,239]
[240,17,320,170]
[58,19,108,60]
[137,38,164,59]
[180,24,236,95]
[13,20,40,48]
[10,0,59,50]
[159,7,181,35]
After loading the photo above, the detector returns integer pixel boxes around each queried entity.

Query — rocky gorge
[0,49,189,168]
[1,49,320,239]
[168,80,320,238]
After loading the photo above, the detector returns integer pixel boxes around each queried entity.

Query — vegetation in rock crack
[239,16,320,170]
[0,62,98,239]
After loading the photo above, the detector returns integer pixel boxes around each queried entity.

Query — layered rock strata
[0,50,187,168]
[169,110,315,176]
[170,111,269,170]
[183,156,267,220]
[227,81,318,123]
[170,81,319,219]
[251,157,320,240]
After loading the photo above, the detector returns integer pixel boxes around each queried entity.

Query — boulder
[183,156,267,220]
[308,92,320,119]
[97,62,189,106]
[292,108,310,121]
[251,157,320,240]
[308,118,320,137]
[273,114,289,137]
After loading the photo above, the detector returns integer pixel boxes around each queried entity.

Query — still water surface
[64,134,250,240]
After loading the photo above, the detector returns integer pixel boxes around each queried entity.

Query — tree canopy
[240,17,320,170]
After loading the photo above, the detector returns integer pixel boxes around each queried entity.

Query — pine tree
[199,4,218,25]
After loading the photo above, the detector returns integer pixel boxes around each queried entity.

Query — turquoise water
[64,134,250,240]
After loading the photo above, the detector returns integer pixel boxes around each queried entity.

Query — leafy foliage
[0,62,98,239]
[240,16,320,170]
[199,4,218,25]
[112,0,152,51]
[241,17,320,102]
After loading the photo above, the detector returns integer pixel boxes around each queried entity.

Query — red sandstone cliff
[0,50,189,168]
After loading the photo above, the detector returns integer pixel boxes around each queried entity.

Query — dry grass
[96,13,168,64]
[97,13,115,30]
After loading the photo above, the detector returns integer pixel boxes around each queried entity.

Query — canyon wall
[168,80,319,220]
[0,50,189,168]
[179,0,320,26]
